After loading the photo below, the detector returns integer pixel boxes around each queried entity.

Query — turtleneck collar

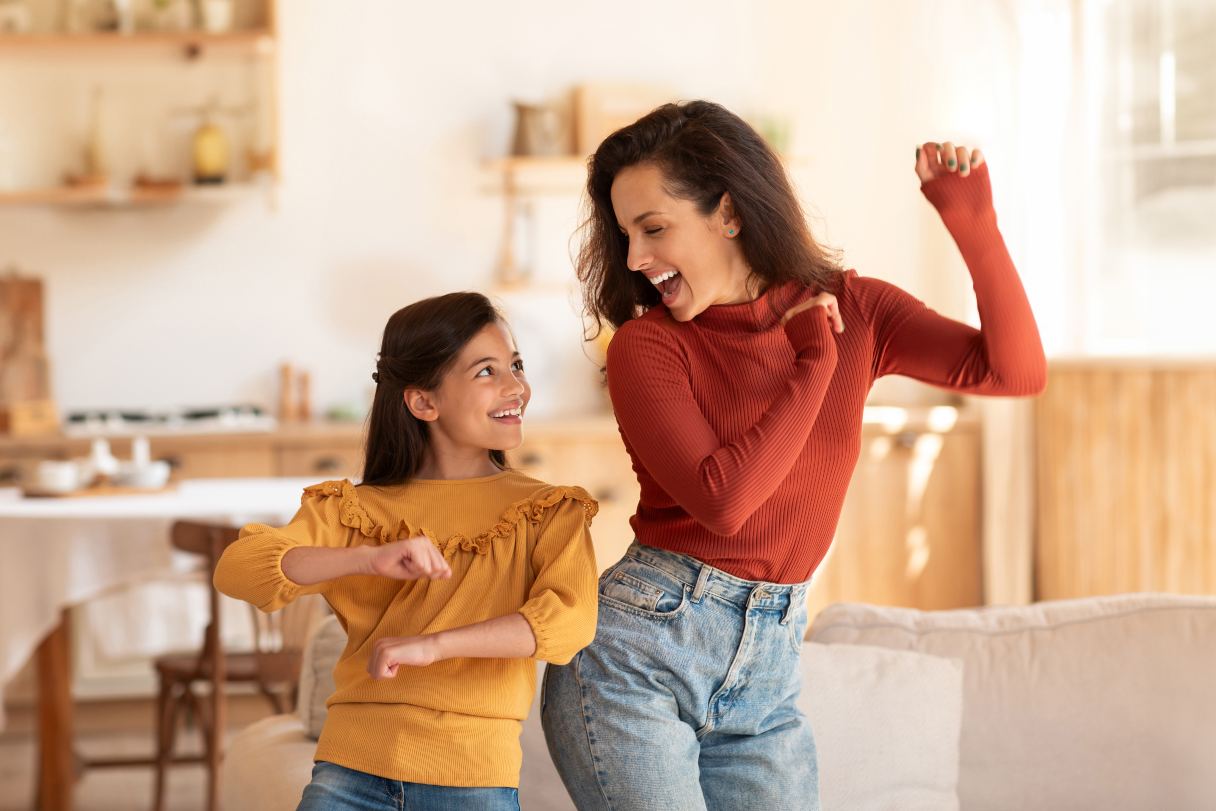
[677,280,804,332]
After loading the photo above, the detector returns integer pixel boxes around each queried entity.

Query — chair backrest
[248,592,326,688]
[168,520,322,696]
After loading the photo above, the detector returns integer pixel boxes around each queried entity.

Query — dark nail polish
[961,163,969,172]
[948,159,956,168]
[916,147,921,159]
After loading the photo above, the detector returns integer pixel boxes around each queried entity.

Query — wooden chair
[88,521,323,811]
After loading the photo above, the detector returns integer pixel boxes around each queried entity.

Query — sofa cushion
[800,642,962,810]
[808,593,1216,811]
[222,714,316,811]
[296,613,345,740]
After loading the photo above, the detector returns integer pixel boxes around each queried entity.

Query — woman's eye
[512,360,525,372]
[476,366,493,377]
[644,227,663,236]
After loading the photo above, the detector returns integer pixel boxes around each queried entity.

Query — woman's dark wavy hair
[578,100,844,333]
[362,292,508,485]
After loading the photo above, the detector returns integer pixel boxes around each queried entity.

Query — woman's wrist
[783,306,837,359]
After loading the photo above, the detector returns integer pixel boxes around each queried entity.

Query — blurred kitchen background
[1,0,1214,808]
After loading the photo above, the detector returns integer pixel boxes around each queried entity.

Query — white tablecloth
[0,478,315,726]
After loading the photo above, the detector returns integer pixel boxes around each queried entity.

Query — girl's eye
[512,360,525,373]
[644,227,663,236]
[476,366,493,377]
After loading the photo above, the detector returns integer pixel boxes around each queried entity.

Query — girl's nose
[504,371,526,396]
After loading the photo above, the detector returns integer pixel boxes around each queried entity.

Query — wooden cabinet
[276,443,365,480]
[155,438,276,478]
[1035,362,1216,600]
[805,414,983,618]
[1,412,983,613]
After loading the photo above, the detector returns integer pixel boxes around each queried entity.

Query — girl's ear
[404,389,439,422]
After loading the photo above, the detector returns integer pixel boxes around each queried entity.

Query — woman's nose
[627,242,652,272]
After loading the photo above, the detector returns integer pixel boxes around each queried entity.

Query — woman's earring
[728,229,735,236]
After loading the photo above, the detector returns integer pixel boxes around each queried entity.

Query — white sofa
[222,593,1216,810]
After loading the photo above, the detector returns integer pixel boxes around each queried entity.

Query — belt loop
[781,586,804,625]
[691,564,711,603]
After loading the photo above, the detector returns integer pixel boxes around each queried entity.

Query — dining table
[0,477,316,811]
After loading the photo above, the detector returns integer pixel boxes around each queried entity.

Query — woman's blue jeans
[541,541,819,810]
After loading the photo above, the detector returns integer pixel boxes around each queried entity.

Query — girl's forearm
[432,612,538,660]
[281,545,374,585]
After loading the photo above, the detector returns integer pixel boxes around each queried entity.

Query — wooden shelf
[0,30,275,55]
[0,182,268,208]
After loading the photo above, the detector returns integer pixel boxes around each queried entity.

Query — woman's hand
[368,635,441,678]
[366,536,452,580]
[781,292,843,333]
[916,141,984,182]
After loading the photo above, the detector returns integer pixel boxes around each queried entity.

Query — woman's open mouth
[649,270,682,304]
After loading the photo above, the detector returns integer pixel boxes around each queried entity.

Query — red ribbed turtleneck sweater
[605,164,1046,583]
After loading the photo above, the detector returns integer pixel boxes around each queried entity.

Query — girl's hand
[368,635,441,678]
[781,292,844,334]
[916,141,984,182]
[366,536,452,581]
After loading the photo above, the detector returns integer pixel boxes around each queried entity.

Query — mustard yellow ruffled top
[213,470,599,788]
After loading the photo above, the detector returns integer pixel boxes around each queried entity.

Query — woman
[541,100,1045,811]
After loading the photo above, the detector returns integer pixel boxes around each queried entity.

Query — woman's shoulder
[831,269,923,323]
[607,308,685,369]
[613,306,676,338]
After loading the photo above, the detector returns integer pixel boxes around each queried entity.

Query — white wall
[1,0,1031,418]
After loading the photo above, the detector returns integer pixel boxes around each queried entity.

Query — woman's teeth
[491,407,522,418]
[649,270,679,286]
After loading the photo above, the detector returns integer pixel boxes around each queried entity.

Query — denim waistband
[623,540,810,616]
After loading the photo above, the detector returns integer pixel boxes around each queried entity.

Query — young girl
[214,291,599,811]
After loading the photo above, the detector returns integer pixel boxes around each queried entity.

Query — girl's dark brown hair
[578,99,843,333]
[362,292,508,485]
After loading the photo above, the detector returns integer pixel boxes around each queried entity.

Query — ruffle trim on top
[301,479,597,556]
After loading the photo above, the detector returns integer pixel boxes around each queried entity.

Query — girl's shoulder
[297,478,388,542]
[492,471,599,528]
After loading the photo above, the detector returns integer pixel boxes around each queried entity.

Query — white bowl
[36,460,87,493]
[117,460,171,489]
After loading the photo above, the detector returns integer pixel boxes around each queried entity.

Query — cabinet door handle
[163,455,183,470]
[314,456,343,473]
[895,431,919,450]
[518,452,543,466]
[593,488,618,503]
